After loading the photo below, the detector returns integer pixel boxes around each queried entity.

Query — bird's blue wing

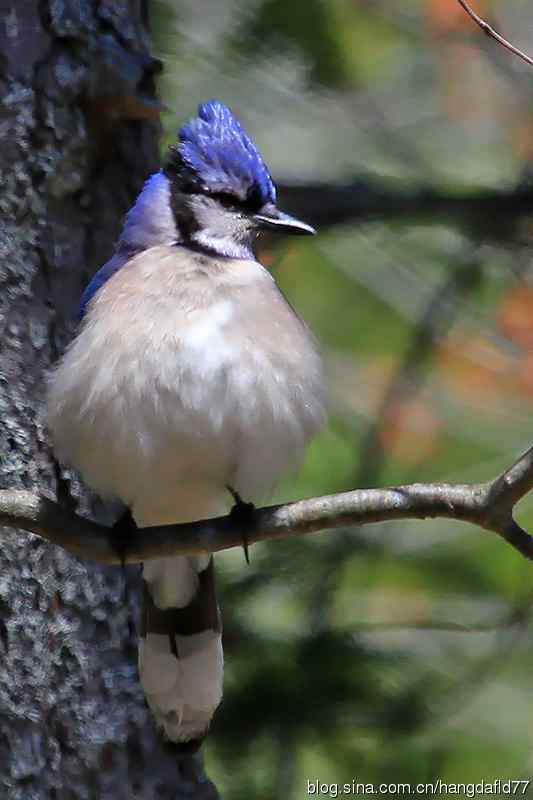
[78,255,126,321]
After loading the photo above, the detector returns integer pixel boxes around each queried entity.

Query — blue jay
[46,100,326,748]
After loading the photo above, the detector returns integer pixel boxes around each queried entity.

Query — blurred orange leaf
[427,0,487,34]
[379,397,443,466]
[438,334,511,400]
[498,285,533,349]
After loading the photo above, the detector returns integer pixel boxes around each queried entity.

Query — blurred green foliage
[228,0,349,88]
[152,1,533,796]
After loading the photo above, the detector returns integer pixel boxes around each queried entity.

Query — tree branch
[457,0,533,68]
[2,446,533,565]
[277,179,533,240]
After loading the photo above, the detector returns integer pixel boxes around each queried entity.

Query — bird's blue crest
[171,100,276,206]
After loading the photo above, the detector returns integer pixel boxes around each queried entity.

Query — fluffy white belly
[47,248,325,511]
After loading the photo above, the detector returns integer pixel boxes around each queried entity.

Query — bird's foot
[110,507,137,568]
[226,486,255,565]
[110,508,137,638]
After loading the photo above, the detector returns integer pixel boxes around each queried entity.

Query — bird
[46,99,326,750]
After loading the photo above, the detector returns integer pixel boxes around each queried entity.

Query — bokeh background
[152,1,533,796]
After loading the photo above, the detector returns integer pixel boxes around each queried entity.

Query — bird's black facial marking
[164,130,272,259]
[245,183,264,211]
[165,144,267,219]
[206,186,264,215]
[210,191,239,211]
[164,150,204,196]
[168,184,201,240]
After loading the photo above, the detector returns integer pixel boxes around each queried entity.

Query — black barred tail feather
[139,555,223,746]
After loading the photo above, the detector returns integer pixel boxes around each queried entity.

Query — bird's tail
[135,494,224,747]
[139,555,222,746]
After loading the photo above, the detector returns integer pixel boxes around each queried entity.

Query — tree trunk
[0,1,217,797]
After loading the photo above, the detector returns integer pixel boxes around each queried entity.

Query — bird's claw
[110,507,136,568]
[226,486,255,564]
[110,509,137,638]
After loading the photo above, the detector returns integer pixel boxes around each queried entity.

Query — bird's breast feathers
[47,246,326,504]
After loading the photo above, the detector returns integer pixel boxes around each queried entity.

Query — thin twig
[349,619,508,635]
[348,593,533,635]
[457,0,533,68]
[421,589,533,732]
[357,254,483,485]
[1,445,533,564]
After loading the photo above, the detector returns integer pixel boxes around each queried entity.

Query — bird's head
[163,99,315,259]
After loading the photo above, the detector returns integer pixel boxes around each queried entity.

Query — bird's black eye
[212,192,238,209]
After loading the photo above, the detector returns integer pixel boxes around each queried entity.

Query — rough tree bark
[0,2,217,797]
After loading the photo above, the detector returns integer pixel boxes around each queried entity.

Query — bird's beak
[254,205,316,236]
